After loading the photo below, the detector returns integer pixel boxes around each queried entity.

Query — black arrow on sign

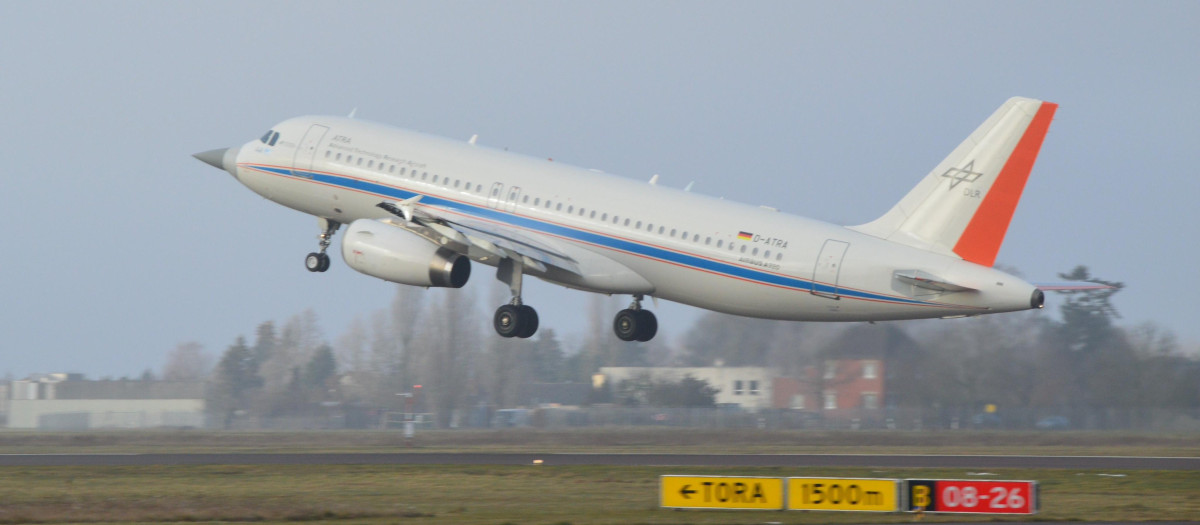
[679,484,696,499]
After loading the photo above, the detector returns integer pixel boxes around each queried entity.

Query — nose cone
[192,146,240,177]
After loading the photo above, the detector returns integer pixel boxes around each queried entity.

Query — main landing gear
[613,295,657,342]
[493,258,539,339]
[305,218,341,273]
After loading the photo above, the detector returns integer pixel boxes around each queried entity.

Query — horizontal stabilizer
[894,270,977,293]
[1034,282,1116,291]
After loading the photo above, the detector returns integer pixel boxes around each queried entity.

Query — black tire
[317,253,331,272]
[635,309,657,342]
[494,304,525,338]
[613,309,640,341]
[517,305,539,339]
[305,252,324,272]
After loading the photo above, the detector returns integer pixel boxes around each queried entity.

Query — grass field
[1,429,1198,524]
[1,464,1197,524]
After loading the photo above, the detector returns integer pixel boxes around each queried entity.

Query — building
[7,373,206,430]
[598,366,774,409]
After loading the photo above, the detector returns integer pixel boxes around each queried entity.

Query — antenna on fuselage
[684,181,695,192]
[347,108,358,119]
[469,134,478,145]
[648,174,659,185]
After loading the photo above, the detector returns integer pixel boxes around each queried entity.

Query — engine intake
[341,219,470,288]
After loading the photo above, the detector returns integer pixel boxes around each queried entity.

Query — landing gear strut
[613,295,657,342]
[305,218,341,273]
[493,258,538,339]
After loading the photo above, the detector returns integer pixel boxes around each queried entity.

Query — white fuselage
[227,116,1039,321]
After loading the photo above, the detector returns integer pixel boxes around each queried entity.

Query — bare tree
[161,342,214,382]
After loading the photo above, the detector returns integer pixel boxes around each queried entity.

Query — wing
[376,200,653,294]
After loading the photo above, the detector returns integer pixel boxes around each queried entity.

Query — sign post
[787,477,899,512]
[907,479,1037,515]
[660,476,784,510]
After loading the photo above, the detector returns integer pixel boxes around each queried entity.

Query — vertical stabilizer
[850,97,1057,266]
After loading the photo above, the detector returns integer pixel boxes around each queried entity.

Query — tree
[162,342,213,382]
[209,336,262,428]
[304,344,337,392]
[647,375,719,407]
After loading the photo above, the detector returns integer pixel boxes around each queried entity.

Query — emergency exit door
[811,240,849,299]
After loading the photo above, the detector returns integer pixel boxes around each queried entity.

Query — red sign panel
[907,479,1036,514]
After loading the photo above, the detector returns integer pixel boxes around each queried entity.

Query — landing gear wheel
[494,304,525,338]
[613,309,641,342]
[634,309,657,342]
[305,252,330,273]
[613,308,657,342]
[516,305,539,339]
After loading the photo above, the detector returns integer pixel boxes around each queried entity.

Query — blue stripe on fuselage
[249,164,942,308]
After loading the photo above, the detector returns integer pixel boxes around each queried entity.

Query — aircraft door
[292,124,330,179]
[504,186,522,213]
[811,239,849,299]
[487,182,504,209]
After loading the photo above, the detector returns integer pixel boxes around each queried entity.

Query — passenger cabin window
[336,153,343,161]
[324,151,331,158]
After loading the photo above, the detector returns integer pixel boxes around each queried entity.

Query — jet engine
[341,219,470,288]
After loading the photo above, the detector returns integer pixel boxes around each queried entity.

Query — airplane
[195,97,1075,342]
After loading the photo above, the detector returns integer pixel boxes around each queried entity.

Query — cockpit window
[260,130,280,146]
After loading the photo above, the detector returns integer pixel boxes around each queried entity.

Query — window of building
[823,392,837,410]
[824,361,837,380]
[863,361,878,379]
[791,394,806,410]
[749,380,759,395]
[862,393,879,410]
[733,380,744,395]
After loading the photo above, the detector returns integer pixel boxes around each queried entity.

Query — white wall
[7,399,205,429]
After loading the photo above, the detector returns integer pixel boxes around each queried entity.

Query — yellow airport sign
[660,476,784,510]
[787,477,899,512]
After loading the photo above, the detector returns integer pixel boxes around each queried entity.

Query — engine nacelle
[341,219,470,288]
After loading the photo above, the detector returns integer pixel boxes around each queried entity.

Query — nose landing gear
[613,295,657,342]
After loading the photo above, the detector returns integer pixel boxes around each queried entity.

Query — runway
[2,453,1197,470]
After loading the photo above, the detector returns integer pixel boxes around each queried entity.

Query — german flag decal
[737,231,753,241]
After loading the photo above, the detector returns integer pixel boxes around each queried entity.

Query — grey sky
[2,1,1197,378]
